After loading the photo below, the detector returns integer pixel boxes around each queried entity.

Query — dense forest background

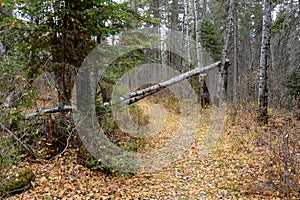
[0,0,299,199]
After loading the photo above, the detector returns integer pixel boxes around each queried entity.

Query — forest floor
[6,103,300,200]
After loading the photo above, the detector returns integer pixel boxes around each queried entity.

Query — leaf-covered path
[7,106,299,199]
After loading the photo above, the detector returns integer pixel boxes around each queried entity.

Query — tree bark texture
[193,0,210,107]
[193,0,203,69]
[232,0,238,104]
[218,0,234,104]
[258,0,272,125]
[182,0,191,72]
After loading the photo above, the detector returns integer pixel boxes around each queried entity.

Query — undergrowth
[224,103,300,199]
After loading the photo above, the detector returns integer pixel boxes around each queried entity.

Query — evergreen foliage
[201,17,223,61]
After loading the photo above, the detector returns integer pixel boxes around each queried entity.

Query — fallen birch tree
[24,60,229,118]
[24,105,74,118]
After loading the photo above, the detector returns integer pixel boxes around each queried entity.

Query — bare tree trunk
[218,0,234,104]
[203,0,207,15]
[193,0,203,69]
[232,0,238,104]
[170,0,179,31]
[193,0,210,107]
[199,73,211,108]
[182,0,190,72]
[258,0,272,125]
[150,0,161,62]
[168,0,181,71]
[0,7,12,55]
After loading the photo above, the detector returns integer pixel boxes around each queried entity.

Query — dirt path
[7,107,278,199]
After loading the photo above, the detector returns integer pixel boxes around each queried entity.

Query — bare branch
[0,123,35,155]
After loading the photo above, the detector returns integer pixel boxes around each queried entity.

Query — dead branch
[0,123,35,156]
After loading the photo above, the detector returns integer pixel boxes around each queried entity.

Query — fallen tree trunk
[110,59,229,105]
[24,105,74,118]
[24,60,229,118]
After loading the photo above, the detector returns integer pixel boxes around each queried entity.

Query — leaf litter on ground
[6,102,300,199]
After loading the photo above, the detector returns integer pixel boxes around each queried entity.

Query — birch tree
[217,0,234,103]
[194,0,210,107]
[193,0,203,70]
[258,0,272,124]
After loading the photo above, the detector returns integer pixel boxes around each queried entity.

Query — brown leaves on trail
[7,104,300,199]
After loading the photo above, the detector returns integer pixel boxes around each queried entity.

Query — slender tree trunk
[194,0,210,107]
[151,0,161,62]
[0,7,12,55]
[193,0,203,69]
[182,0,190,72]
[258,0,272,125]
[169,0,180,71]
[232,0,238,104]
[170,0,179,31]
[218,0,234,104]
[203,0,207,15]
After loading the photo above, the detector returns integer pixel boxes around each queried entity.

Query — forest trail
[7,105,296,199]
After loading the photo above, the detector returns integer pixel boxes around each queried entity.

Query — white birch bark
[24,105,74,118]
[193,0,210,107]
[118,60,227,103]
[193,0,203,69]
[258,0,272,124]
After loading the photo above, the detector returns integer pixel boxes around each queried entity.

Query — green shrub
[0,168,35,197]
